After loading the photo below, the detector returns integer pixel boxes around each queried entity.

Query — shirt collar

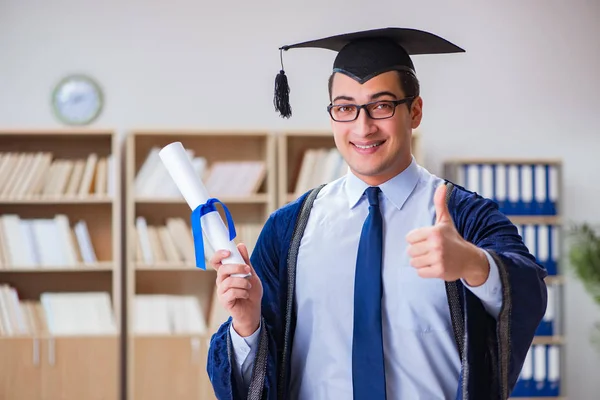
[345,157,421,210]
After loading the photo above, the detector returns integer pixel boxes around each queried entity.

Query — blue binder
[457,162,558,216]
[535,285,555,336]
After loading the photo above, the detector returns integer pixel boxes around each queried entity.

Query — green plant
[568,223,600,351]
[568,223,600,305]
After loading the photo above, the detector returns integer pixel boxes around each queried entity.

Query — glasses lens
[367,101,395,119]
[330,105,358,122]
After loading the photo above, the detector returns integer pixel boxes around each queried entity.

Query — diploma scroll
[158,142,250,278]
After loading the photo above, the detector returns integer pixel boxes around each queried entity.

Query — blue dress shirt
[229,158,503,399]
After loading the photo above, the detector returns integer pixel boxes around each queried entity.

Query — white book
[32,219,65,267]
[2,153,27,198]
[166,218,195,264]
[537,225,549,265]
[65,159,86,196]
[480,164,493,199]
[0,285,14,335]
[74,220,97,264]
[535,164,547,203]
[545,285,555,323]
[55,215,78,267]
[41,292,116,335]
[294,149,318,196]
[548,346,560,383]
[551,226,560,264]
[521,347,533,380]
[12,152,43,198]
[41,160,61,197]
[466,164,480,194]
[549,165,559,203]
[19,219,39,267]
[508,165,519,203]
[78,154,98,197]
[27,153,53,197]
[495,164,506,202]
[310,149,331,189]
[523,225,536,259]
[107,154,115,197]
[134,295,170,334]
[521,165,533,204]
[170,295,206,334]
[135,217,153,265]
[134,147,161,196]
[8,287,27,335]
[0,153,13,195]
[1,214,33,267]
[533,345,546,385]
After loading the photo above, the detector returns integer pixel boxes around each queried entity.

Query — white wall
[2,0,599,397]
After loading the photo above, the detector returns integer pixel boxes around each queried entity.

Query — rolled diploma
[158,142,250,278]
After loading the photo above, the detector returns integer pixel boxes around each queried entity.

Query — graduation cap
[274,27,465,118]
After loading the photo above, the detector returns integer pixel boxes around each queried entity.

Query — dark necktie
[352,186,386,399]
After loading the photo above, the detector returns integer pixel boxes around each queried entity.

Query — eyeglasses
[327,97,415,122]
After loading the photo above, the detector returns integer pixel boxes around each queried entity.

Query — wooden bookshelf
[125,129,276,400]
[0,129,121,400]
[277,129,421,207]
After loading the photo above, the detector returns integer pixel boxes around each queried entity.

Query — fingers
[415,265,442,279]
[216,263,251,285]
[434,184,452,224]
[219,275,253,307]
[406,241,431,258]
[219,276,252,293]
[208,249,231,271]
[221,288,250,304]
[237,243,250,265]
[406,226,434,244]
[409,253,440,269]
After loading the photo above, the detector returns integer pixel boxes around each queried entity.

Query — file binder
[450,162,559,216]
[447,159,563,400]
[510,344,561,397]
[536,285,555,336]
[513,223,559,275]
[511,347,533,396]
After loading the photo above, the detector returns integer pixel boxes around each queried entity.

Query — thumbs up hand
[405,184,490,286]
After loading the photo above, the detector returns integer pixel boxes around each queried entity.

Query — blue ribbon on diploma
[190,198,237,270]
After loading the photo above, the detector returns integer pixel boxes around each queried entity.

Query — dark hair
[328,70,420,109]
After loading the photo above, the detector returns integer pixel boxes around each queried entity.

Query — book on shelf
[536,283,559,337]
[444,161,559,216]
[0,214,98,269]
[135,146,266,198]
[133,216,262,267]
[294,148,348,197]
[511,343,561,397]
[0,151,114,199]
[514,223,560,275]
[133,294,207,335]
[0,284,116,336]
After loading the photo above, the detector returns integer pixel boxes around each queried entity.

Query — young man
[206,28,548,400]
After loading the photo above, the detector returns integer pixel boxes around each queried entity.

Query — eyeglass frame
[326,97,415,122]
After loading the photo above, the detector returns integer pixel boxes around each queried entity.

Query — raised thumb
[434,184,452,225]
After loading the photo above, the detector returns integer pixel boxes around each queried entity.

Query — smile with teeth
[353,141,384,149]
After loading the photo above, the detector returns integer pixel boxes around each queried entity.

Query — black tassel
[274,69,292,118]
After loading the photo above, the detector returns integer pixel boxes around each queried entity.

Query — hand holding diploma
[158,141,250,278]
[210,245,263,337]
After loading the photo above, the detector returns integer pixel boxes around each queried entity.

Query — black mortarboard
[274,27,465,118]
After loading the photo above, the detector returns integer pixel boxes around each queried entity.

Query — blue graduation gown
[206,182,548,400]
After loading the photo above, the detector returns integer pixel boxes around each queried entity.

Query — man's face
[329,71,422,185]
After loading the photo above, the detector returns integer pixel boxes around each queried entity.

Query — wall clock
[51,74,104,125]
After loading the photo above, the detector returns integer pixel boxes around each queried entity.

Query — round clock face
[52,74,103,125]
